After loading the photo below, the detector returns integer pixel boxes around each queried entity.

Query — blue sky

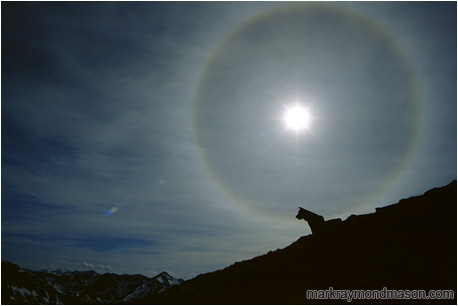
[2,2,456,278]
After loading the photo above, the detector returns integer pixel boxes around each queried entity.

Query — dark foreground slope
[143,181,457,304]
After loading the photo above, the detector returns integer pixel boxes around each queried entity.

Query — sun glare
[283,104,311,132]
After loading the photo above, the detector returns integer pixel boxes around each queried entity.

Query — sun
[283,104,312,132]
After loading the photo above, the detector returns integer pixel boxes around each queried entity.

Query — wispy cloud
[2,2,456,279]
[81,262,112,271]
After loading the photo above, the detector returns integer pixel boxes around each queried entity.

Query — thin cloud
[2,2,455,279]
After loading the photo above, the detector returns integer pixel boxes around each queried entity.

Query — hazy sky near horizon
[2,2,456,278]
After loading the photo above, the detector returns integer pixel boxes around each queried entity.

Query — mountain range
[2,180,456,304]
[1,262,183,304]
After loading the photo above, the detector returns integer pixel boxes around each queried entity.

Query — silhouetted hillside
[141,181,457,304]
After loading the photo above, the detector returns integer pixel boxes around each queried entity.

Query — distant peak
[155,271,174,279]
[153,271,184,286]
[159,271,172,277]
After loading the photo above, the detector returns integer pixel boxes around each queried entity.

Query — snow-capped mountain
[1,261,183,304]
[122,272,184,302]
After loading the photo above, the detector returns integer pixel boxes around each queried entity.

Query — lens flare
[106,202,127,215]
